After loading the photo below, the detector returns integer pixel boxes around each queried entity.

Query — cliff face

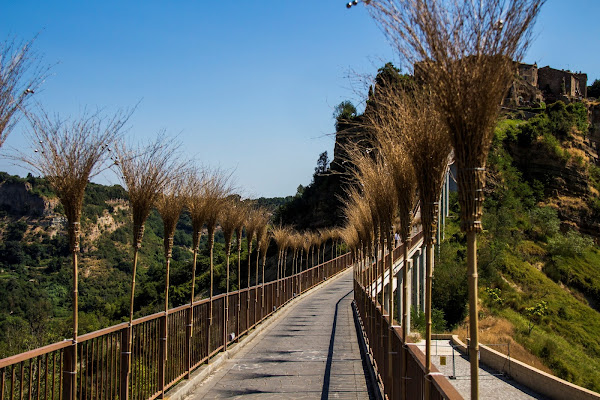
[509,142,590,197]
[0,181,56,217]
[504,103,600,237]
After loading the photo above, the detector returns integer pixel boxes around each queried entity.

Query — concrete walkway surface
[415,340,548,399]
[182,268,374,400]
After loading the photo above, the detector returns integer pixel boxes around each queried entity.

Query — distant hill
[0,173,285,358]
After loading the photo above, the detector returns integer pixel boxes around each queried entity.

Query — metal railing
[353,234,463,400]
[0,252,351,400]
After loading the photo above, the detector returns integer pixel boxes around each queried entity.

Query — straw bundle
[342,187,375,286]
[363,86,418,243]
[115,134,179,249]
[374,82,449,243]
[272,226,292,278]
[221,199,246,261]
[245,206,264,286]
[252,209,270,283]
[16,108,128,395]
[258,228,271,261]
[255,214,269,254]
[20,110,127,247]
[301,233,312,271]
[156,168,188,259]
[288,231,301,276]
[349,145,397,263]
[342,187,373,253]
[245,207,261,255]
[187,170,209,251]
[318,229,331,264]
[221,199,246,294]
[367,0,543,232]
[339,225,359,256]
[0,36,49,147]
[199,169,232,314]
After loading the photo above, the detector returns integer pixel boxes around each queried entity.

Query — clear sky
[1,1,598,198]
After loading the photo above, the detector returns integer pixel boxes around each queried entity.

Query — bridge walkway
[415,340,547,400]
[183,268,374,399]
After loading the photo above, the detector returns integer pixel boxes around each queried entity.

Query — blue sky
[1,1,598,198]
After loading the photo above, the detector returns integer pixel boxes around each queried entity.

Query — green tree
[588,79,600,98]
[314,151,329,176]
[525,300,548,334]
[333,101,357,129]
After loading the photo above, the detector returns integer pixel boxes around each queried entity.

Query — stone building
[504,63,588,106]
[504,63,543,107]
[538,66,587,102]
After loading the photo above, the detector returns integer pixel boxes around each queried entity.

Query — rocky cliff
[0,180,57,217]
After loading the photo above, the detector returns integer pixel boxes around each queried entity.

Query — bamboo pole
[161,249,172,396]
[467,231,479,399]
[70,223,80,400]
[386,231,394,400]
[128,244,140,380]
[424,242,434,399]
[235,227,242,340]
[402,236,410,400]
[225,239,231,347]
[187,243,199,378]
[207,223,216,329]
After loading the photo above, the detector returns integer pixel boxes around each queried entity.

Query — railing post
[120,326,130,400]
[62,343,76,400]
[255,286,259,325]
[223,297,228,349]
[159,314,166,398]
[236,292,241,343]
[206,307,211,363]
[186,305,192,379]
[246,290,250,332]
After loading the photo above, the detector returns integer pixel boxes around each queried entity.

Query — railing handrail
[354,208,464,400]
[0,250,348,369]
[0,339,72,369]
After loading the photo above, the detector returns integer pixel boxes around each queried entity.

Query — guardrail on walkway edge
[353,231,463,400]
[0,252,352,400]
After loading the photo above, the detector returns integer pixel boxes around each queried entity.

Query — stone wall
[538,66,588,102]
[504,63,543,107]
[448,335,600,400]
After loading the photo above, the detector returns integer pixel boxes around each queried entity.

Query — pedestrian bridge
[0,237,464,400]
[2,229,574,400]
[0,171,559,400]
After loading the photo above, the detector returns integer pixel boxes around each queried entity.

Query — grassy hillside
[425,102,600,391]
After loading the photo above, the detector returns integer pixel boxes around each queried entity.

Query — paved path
[415,340,548,400]
[185,269,374,400]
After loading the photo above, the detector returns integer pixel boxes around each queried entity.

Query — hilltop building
[505,63,588,106]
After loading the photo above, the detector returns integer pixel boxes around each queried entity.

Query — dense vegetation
[0,174,290,358]
[275,151,346,229]
[422,100,600,391]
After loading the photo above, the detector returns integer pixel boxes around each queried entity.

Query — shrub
[411,306,447,333]
[484,287,505,308]
[547,230,593,258]
[529,207,560,240]
[517,113,550,145]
